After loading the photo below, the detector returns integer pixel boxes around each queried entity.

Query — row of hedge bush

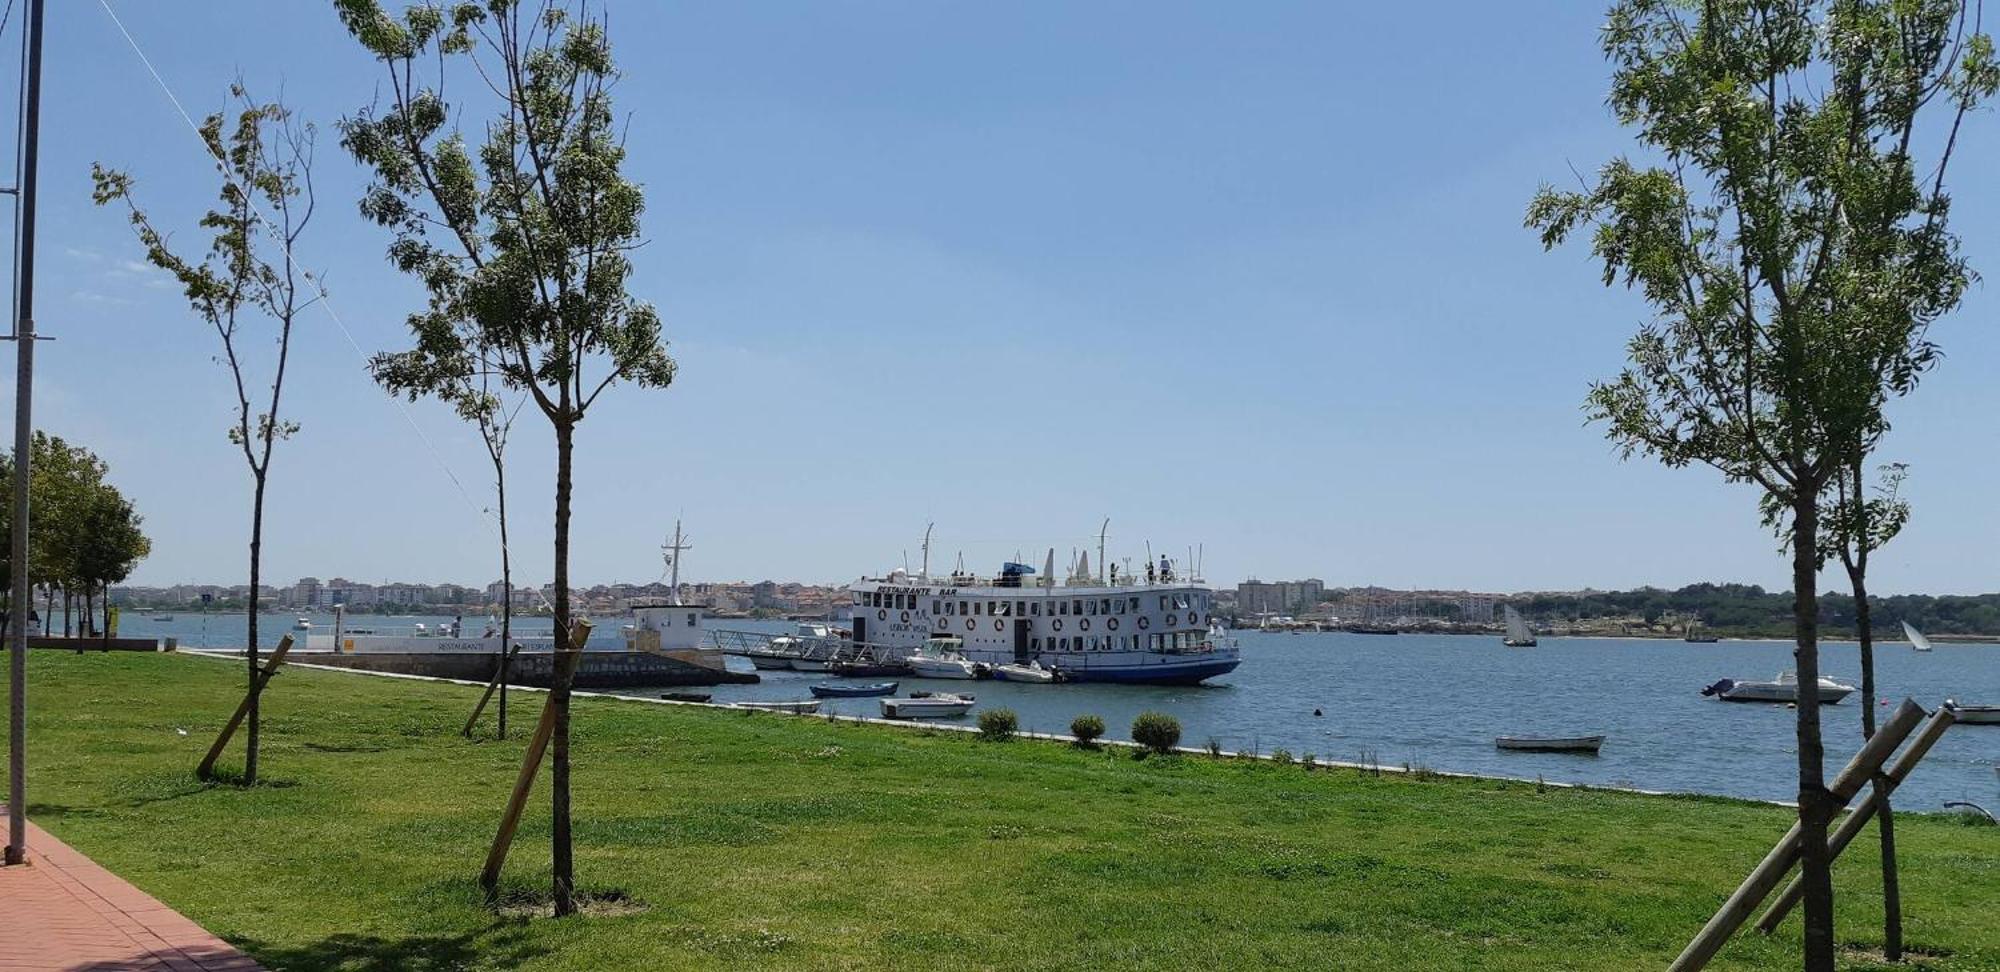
[975,708,1180,754]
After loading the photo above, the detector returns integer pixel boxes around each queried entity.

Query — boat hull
[1496,735,1604,754]
[733,700,822,714]
[747,653,793,670]
[880,698,974,719]
[1056,656,1240,685]
[907,661,978,679]
[1720,685,1853,704]
[810,681,898,698]
[1954,705,2000,725]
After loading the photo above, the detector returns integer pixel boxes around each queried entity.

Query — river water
[117,612,1999,810]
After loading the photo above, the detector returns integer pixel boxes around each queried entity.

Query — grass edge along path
[8,651,1997,971]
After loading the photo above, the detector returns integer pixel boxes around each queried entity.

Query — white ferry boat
[846,550,1239,685]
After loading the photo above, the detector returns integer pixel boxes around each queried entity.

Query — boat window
[1058,601,1068,616]
[931,599,940,614]
[1072,600,1082,615]
[1159,596,1168,610]
[1016,600,1026,616]
[1130,597,1140,611]
[1100,598,1110,614]
[1031,602,1041,616]
[686,612,697,627]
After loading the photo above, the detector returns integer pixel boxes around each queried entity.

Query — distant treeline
[1514,583,2000,637]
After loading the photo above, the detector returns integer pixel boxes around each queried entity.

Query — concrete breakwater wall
[291,649,758,688]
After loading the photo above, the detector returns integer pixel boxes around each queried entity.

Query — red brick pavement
[0,811,262,972]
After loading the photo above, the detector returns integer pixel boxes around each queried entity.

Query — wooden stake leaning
[464,644,526,738]
[196,634,295,781]
[479,620,590,893]
[1667,699,1926,972]
[1754,702,1961,933]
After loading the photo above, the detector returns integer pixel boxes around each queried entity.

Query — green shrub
[1131,711,1181,754]
[1069,714,1105,746]
[977,708,1018,742]
[1270,748,1294,765]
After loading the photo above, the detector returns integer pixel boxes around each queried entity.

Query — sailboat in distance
[1502,605,1538,648]
[1902,620,1935,653]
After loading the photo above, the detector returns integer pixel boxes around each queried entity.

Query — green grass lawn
[7,652,1997,971]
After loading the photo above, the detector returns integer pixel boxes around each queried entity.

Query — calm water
[119,613,1999,809]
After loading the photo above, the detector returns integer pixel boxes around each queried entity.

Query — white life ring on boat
[1052,619,1064,632]
[937,618,949,631]
[1166,613,1178,626]
[1137,616,1150,629]
[994,619,1004,632]
[901,611,910,623]
[965,619,976,631]
[1188,611,1199,626]
[1079,619,1090,632]
[1107,618,1119,631]
[877,610,887,621]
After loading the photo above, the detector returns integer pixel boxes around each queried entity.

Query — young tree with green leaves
[1529,2,1994,966]
[1826,461,1911,957]
[93,87,317,785]
[336,0,675,915]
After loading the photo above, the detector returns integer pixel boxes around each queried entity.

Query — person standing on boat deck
[1146,561,1156,584]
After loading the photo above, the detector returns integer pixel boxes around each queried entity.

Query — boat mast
[1098,518,1109,585]
[662,520,691,606]
[920,522,933,582]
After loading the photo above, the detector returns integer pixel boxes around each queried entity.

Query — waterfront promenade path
[0,810,262,972]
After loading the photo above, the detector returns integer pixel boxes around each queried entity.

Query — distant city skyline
[7,3,1998,596]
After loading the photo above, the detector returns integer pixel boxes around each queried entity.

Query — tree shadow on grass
[233,928,551,972]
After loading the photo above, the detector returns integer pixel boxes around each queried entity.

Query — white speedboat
[993,660,1058,683]
[732,699,823,714]
[1953,703,1999,725]
[293,616,312,630]
[1702,672,1855,704]
[880,693,975,719]
[906,636,982,679]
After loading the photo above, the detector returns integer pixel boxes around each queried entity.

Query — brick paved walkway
[0,812,262,972]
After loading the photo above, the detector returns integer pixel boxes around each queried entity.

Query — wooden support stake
[196,634,294,781]
[479,620,590,892]
[1754,702,1961,933]
[463,644,526,738]
[1667,699,1926,972]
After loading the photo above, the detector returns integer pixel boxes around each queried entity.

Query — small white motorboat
[906,636,981,679]
[1702,672,1856,704]
[993,660,1058,683]
[746,651,794,671]
[293,616,312,631]
[1903,620,1935,653]
[1496,735,1605,754]
[732,699,823,715]
[880,693,975,719]
[1952,703,1999,725]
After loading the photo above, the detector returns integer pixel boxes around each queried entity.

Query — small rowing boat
[810,681,899,698]
[1495,735,1605,754]
[880,693,975,719]
[1953,703,2000,725]
[732,699,823,714]
[659,692,711,703]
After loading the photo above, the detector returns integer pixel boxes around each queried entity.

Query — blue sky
[5,2,1998,594]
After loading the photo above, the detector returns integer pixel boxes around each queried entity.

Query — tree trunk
[497,449,511,741]
[1847,470,1901,961]
[550,417,575,916]
[1792,491,1836,971]
[246,471,266,785]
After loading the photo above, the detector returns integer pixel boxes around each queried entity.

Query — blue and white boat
[844,540,1239,686]
[810,681,899,698]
